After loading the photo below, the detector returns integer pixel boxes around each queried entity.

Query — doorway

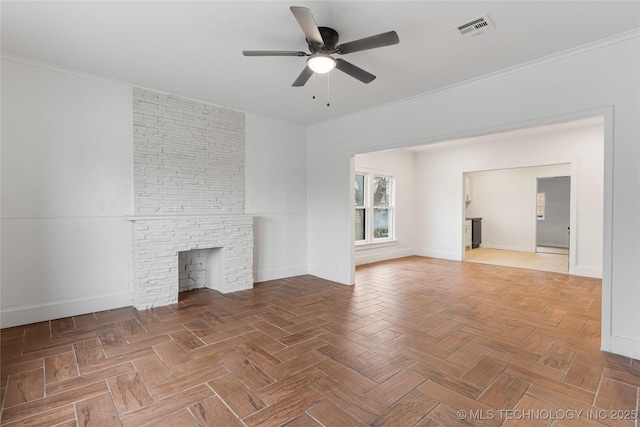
[349,116,603,279]
[463,164,573,274]
[536,176,570,255]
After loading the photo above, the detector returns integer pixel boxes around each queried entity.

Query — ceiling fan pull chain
[312,73,316,99]
[326,72,330,107]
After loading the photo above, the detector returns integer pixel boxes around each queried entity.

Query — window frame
[354,172,367,242]
[354,170,395,244]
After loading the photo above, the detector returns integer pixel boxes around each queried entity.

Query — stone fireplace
[179,247,223,292]
[129,88,253,310]
[129,215,252,309]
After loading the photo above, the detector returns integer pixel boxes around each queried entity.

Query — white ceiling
[2,1,639,126]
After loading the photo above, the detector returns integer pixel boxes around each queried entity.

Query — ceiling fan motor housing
[308,27,339,53]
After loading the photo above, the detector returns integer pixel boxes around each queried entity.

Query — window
[354,172,394,243]
[355,173,366,241]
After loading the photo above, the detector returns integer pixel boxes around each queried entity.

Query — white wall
[0,59,310,326]
[354,149,416,265]
[307,35,640,359]
[465,164,573,253]
[245,115,308,282]
[1,58,133,327]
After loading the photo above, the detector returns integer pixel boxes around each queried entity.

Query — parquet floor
[1,256,639,426]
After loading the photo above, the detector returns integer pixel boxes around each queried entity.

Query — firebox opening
[178,247,224,292]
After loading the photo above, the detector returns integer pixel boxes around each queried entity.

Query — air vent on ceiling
[455,13,496,37]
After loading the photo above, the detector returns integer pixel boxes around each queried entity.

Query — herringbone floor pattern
[1,256,638,426]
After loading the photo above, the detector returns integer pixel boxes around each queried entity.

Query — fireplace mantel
[127,213,252,221]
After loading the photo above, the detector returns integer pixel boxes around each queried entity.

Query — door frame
[532,173,577,274]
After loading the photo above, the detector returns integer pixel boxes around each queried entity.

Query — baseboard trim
[606,335,640,360]
[415,249,460,261]
[482,244,532,253]
[355,248,415,266]
[307,265,352,285]
[1,292,133,328]
[574,265,602,279]
[253,265,308,283]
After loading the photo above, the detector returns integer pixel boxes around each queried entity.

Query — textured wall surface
[131,216,253,309]
[131,89,252,308]
[133,88,245,214]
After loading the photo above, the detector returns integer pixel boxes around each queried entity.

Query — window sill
[355,240,398,250]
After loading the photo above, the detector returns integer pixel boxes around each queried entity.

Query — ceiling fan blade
[290,6,324,46]
[335,59,376,84]
[243,50,308,57]
[336,31,399,54]
[292,66,314,87]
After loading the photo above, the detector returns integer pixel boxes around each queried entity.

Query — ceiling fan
[243,6,399,87]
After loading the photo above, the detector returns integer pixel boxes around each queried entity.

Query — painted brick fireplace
[129,88,253,309]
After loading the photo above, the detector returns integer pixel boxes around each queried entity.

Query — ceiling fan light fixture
[307,54,336,74]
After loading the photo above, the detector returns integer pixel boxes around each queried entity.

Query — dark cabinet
[471,218,482,249]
